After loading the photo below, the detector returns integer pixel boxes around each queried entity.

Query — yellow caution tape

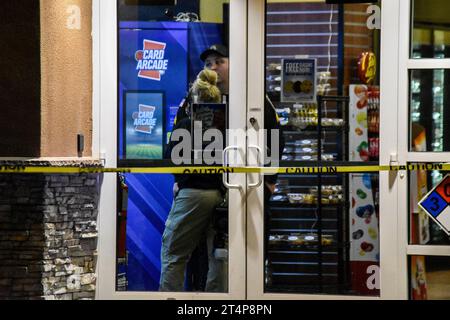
[0,163,449,174]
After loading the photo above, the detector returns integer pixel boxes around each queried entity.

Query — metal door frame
[396,0,450,300]
[94,0,248,300]
[245,0,402,300]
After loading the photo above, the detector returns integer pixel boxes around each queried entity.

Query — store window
[264,1,381,296]
[405,0,450,301]
[409,0,450,152]
[410,256,450,300]
[409,165,450,246]
[115,0,230,293]
[411,0,450,59]
[409,69,450,152]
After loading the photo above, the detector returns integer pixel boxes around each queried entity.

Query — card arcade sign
[132,104,157,134]
[419,175,450,235]
[135,39,169,81]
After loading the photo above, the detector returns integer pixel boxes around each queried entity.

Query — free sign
[419,175,450,235]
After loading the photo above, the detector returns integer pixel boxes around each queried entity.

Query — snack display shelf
[265,283,350,295]
[282,126,346,133]
[265,96,351,294]
[268,243,350,252]
[270,201,350,208]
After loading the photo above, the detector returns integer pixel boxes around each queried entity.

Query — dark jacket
[167,95,284,190]
[166,116,224,192]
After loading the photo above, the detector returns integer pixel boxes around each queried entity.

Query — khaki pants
[159,188,226,292]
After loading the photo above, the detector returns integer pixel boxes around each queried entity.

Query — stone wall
[0,162,102,300]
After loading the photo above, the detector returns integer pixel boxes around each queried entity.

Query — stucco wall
[40,0,93,157]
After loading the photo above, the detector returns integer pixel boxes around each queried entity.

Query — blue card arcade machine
[117,21,223,291]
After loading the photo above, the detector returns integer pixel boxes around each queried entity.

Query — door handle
[248,145,263,189]
[222,146,242,190]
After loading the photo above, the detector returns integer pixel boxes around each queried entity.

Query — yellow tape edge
[0,163,449,174]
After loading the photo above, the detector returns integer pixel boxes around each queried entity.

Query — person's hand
[265,182,276,194]
[173,183,179,197]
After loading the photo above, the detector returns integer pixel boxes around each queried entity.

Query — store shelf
[265,95,351,295]
[282,126,347,133]
[269,202,348,209]
[268,243,350,251]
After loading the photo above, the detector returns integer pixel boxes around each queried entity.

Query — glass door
[95,0,404,300]
[96,0,248,300]
[246,0,400,299]
[398,0,450,300]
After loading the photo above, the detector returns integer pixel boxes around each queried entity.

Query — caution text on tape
[0,163,449,174]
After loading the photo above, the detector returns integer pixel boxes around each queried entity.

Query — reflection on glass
[116,1,230,293]
[410,256,450,300]
[265,1,380,296]
[411,0,450,59]
[409,166,450,245]
[409,69,450,152]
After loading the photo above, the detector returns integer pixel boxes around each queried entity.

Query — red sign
[135,40,168,81]
[435,176,450,203]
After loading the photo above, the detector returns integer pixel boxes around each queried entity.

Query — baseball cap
[200,44,229,62]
